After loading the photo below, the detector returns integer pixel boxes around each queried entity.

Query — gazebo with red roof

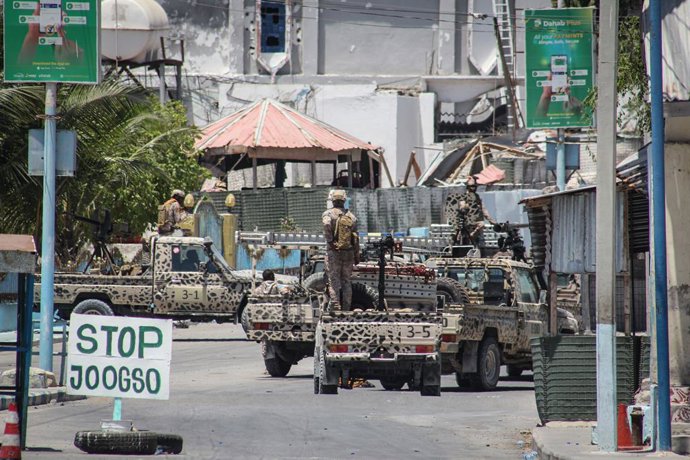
[195,98,390,189]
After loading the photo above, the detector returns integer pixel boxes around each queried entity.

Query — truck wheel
[318,349,338,395]
[240,306,250,334]
[303,272,327,292]
[72,299,114,316]
[507,365,523,378]
[351,283,378,310]
[74,430,158,455]
[473,337,501,391]
[380,378,405,391]
[264,356,292,377]
[436,278,470,304]
[455,372,473,388]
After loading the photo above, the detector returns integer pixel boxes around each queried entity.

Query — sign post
[4,0,100,372]
[525,8,594,191]
[67,315,173,402]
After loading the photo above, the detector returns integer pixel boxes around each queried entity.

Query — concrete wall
[664,143,690,386]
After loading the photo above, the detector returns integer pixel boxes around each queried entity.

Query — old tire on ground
[318,349,338,395]
[379,378,405,391]
[472,336,501,391]
[156,433,183,454]
[72,299,114,316]
[74,430,158,455]
[303,272,327,292]
[264,356,292,377]
[240,306,250,334]
[507,365,523,378]
[436,278,470,304]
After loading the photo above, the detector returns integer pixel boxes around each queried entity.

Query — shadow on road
[259,373,312,380]
[441,384,534,393]
[26,447,62,453]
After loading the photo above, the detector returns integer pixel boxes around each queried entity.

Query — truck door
[513,268,547,351]
[153,243,228,314]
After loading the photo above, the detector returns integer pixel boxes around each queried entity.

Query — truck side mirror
[539,289,547,305]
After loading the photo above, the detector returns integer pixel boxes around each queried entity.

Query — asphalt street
[14,323,539,459]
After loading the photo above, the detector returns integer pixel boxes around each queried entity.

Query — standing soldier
[445,176,496,253]
[158,189,185,235]
[322,189,359,311]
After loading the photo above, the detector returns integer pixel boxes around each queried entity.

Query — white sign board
[67,315,172,400]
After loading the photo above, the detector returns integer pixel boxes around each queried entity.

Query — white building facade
[150,0,549,187]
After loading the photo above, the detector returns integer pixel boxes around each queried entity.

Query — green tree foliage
[0,79,207,264]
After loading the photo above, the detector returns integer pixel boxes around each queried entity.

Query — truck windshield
[171,244,218,273]
[445,268,503,292]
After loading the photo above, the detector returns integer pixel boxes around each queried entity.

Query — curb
[0,387,85,411]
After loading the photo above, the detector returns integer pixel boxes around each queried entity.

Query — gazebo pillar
[311,161,316,187]
[252,157,257,190]
[347,155,353,188]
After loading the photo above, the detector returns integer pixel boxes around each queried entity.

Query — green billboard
[4,1,100,83]
[524,8,594,128]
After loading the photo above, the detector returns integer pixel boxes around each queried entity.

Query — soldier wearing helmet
[444,176,496,253]
[158,189,186,235]
[322,189,359,311]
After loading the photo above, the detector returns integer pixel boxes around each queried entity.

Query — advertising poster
[4,1,100,83]
[524,8,594,128]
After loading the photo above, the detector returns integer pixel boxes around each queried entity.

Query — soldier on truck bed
[158,189,186,235]
[445,175,496,253]
[322,189,359,311]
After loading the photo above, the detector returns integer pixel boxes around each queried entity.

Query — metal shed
[0,235,37,449]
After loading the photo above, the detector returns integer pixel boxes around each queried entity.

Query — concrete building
[131,0,550,187]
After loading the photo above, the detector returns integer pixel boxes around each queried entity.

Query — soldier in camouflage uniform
[253,269,287,296]
[322,189,358,311]
[159,189,186,235]
[445,176,496,252]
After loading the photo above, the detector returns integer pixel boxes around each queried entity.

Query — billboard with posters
[3,0,100,83]
[524,8,594,128]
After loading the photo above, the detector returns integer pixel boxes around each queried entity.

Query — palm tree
[0,79,203,264]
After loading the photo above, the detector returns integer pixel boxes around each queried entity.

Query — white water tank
[101,0,170,62]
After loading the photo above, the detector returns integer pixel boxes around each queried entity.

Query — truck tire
[264,356,292,377]
[507,365,523,378]
[72,299,114,316]
[74,430,158,455]
[240,306,250,334]
[317,349,337,395]
[436,278,470,304]
[455,372,473,388]
[156,433,183,454]
[303,272,327,292]
[304,272,378,310]
[380,378,405,391]
[472,336,501,391]
[351,283,378,310]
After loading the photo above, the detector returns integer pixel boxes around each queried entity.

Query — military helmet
[331,189,347,201]
[172,189,185,199]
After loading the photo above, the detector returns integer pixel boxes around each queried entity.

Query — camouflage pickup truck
[245,289,320,377]
[425,257,579,391]
[35,236,265,323]
[314,308,443,396]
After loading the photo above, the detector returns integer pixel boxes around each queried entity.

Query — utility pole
[595,0,618,452]
[649,0,671,451]
[39,83,58,372]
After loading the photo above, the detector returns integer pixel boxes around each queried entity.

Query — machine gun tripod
[363,235,400,311]
[72,210,116,274]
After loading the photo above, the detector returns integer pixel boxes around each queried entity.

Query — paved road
[18,323,539,459]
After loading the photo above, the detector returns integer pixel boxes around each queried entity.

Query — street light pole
[39,82,58,372]
[649,0,671,450]
[595,0,619,451]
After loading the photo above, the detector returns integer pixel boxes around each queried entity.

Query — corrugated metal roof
[196,99,377,155]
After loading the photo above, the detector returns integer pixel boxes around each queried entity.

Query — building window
[261,2,286,53]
